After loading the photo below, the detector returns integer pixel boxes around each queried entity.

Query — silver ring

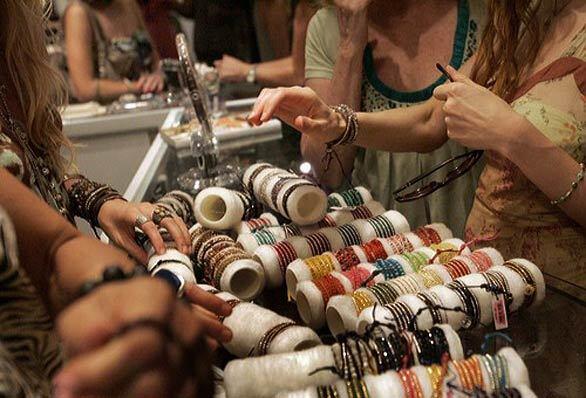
[134,213,150,229]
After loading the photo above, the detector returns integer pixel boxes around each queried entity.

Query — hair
[0,0,74,177]
[470,0,568,101]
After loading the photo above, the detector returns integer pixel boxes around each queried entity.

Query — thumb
[445,65,475,85]
[294,116,329,136]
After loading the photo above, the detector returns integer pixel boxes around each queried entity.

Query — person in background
[174,0,261,66]
[215,0,318,87]
[64,0,165,102]
[0,169,231,397]
[249,1,586,299]
[298,0,486,236]
[2,0,189,264]
[138,0,181,59]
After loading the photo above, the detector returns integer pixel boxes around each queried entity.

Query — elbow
[71,80,97,103]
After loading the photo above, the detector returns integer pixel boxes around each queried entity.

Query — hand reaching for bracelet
[248,86,346,143]
[98,200,191,264]
[53,278,219,398]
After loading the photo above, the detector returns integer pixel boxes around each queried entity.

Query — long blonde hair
[0,0,73,177]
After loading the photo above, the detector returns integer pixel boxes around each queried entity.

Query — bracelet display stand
[332,248,505,335]
[271,347,534,398]
[194,187,246,230]
[190,225,265,300]
[237,201,386,254]
[243,163,328,226]
[356,257,544,334]
[327,186,372,210]
[255,211,410,288]
[147,248,196,292]
[197,285,321,358]
[224,324,464,398]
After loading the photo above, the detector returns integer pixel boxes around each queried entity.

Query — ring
[134,213,150,228]
[152,206,174,225]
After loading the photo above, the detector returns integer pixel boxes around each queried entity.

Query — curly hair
[470,0,568,101]
[0,0,74,177]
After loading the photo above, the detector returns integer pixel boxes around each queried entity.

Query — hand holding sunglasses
[393,64,485,202]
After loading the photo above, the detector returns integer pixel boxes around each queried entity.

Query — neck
[369,0,455,27]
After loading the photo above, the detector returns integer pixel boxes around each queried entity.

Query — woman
[1,0,190,264]
[214,0,317,87]
[299,0,487,235]
[250,0,586,299]
[0,169,232,397]
[64,0,165,102]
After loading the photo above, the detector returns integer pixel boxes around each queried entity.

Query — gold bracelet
[551,162,584,205]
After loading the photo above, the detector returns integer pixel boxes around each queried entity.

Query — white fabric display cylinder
[147,249,196,285]
[286,253,341,297]
[224,346,338,398]
[326,289,377,335]
[220,259,266,301]
[456,273,495,326]
[295,271,352,329]
[194,187,244,230]
[215,292,321,358]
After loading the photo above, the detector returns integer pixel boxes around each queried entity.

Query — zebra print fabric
[0,206,62,397]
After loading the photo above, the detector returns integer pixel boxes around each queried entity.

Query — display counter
[126,109,585,398]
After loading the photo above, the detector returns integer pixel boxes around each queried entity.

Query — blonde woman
[250,0,586,299]
[0,0,189,265]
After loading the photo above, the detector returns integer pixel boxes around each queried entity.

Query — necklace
[0,84,72,220]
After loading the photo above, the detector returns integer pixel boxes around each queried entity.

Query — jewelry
[254,321,297,356]
[362,240,388,262]
[338,224,362,247]
[503,260,536,310]
[343,267,371,289]
[351,291,375,314]
[306,232,332,256]
[134,213,150,228]
[415,226,442,246]
[335,247,361,271]
[272,241,298,275]
[152,206,173,225]
[551,162,584,205]
[306,255,336,280]
[315,274,346,303]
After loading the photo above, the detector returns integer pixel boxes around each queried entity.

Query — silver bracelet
[551,163,585,206]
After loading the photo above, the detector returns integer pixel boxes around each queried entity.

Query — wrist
[97,198,127,227]
[497,112,531,160]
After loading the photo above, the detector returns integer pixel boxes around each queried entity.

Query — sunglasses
[393,64,484,203]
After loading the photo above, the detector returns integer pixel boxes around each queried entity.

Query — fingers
[140,219,166,255]
[53,327,167,398]
[248,88,273,125]
[159,216,191,255]
[260,90,285,122]
[184,283,232,316]
[445,65,474,84]
[191,306,233,343]
[120,235,149,265]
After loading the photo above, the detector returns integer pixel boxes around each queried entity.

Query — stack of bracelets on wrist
[447,280,480,329]
[77,265,148,298]
[503,260,536,310]
[327,104,359,148]
[69,176,126,227]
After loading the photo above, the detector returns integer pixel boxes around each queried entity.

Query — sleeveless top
[466,26,586,301]
[0,206,62,397]
[79,1,154,81]
[305,0,487,236]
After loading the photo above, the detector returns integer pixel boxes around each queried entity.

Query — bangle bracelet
[551,162,584,205]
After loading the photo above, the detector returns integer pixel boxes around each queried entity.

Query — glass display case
[125,108,586,398]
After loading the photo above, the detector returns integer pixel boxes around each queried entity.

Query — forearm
[73,78,134,103]
[0,170,135,313]
[325,46,365,108]
[353,100,448,153]
[504,117,586,227]
[256,57,302,87]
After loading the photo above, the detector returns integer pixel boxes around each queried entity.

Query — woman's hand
[248,86,346,143]
[214,54,250,83]
[137,72,165,94]
[432,66,526,155]
[335,0,373,50]
[53,277,218,398]
[98,200,191,264]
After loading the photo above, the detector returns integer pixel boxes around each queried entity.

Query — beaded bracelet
[551,162,584,205]
[343,267,372,290]
[335,247,362,271]
[415,226,442,247]
[362,239,388,262]
[401,251,430,272]
[373,258,405,280]
[315,274,347,303]
[77,265,148,298]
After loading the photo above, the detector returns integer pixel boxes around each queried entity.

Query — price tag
[492,293,509,330]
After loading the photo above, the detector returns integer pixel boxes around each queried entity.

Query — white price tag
[492,293,509,330]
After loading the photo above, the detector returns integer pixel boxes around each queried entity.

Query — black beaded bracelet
[77,265,148,299]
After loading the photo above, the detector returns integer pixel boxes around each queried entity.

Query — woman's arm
[0,169,135,313]
[64,3,139,102]
[302,3,369,188]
